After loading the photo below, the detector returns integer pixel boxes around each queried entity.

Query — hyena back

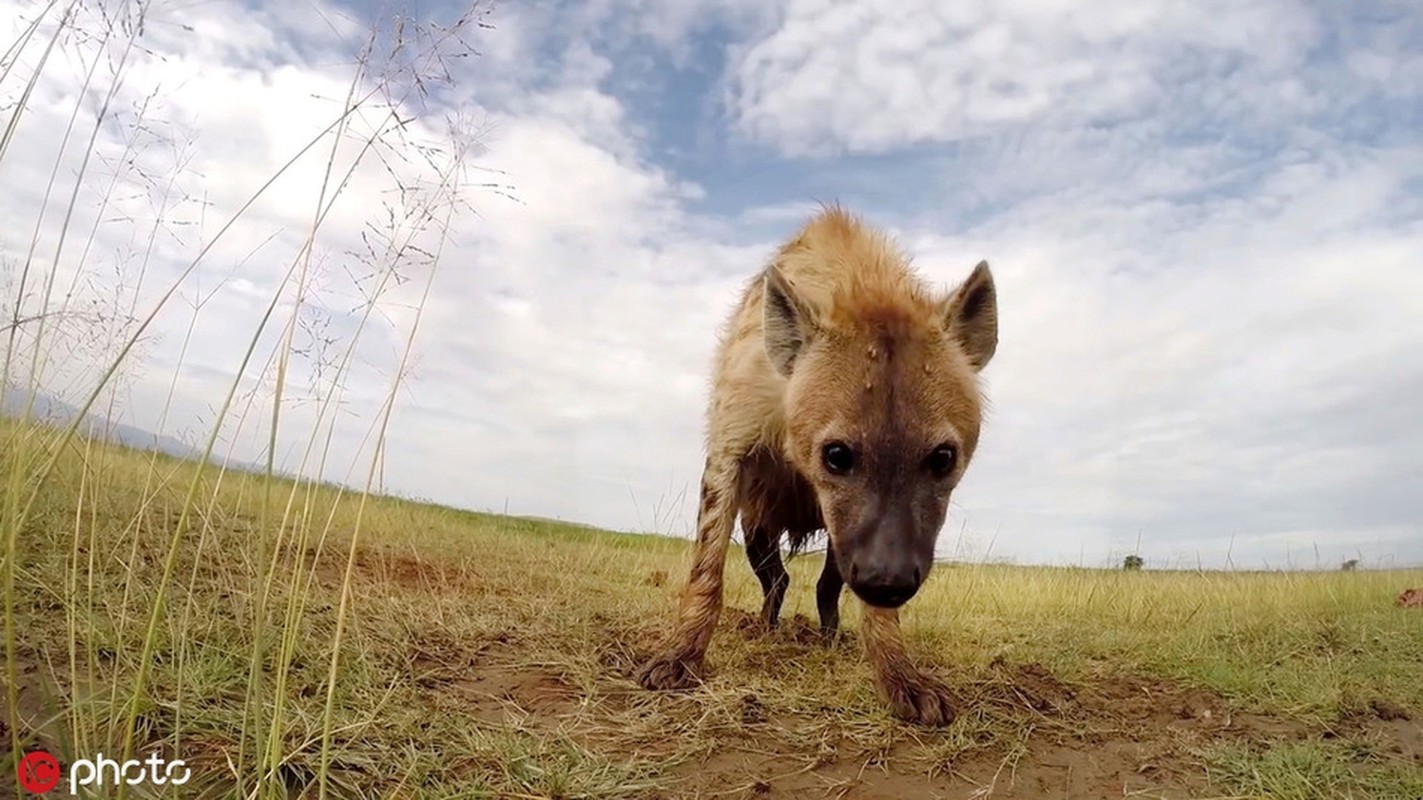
[636,205,998,726]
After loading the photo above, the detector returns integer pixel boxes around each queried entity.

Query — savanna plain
[4,421,1421,799]
[4,2,1422,798]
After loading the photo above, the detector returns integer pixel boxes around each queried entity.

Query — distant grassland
[4,419,1422,799]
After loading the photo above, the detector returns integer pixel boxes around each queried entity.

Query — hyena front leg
[815,546,844,640]
[636,456,741,690]
[861,604,957,726]
[744,524,790,628]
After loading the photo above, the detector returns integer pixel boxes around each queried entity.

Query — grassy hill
[4,419,1421,799]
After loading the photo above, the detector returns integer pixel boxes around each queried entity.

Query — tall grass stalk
[1,1,500,796]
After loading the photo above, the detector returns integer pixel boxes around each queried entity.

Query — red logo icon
[17,750,60,794]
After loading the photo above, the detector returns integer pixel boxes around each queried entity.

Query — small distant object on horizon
[1122,554,1144,571]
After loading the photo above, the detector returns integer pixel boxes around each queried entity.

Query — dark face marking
[784,327,976,609]
[821,423,953,608]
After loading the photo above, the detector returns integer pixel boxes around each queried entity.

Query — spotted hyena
[636,205,998,726]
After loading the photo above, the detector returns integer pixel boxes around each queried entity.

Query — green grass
[5,420,1421,798]
[1203,739,1423,800]
[4,3,1421,798]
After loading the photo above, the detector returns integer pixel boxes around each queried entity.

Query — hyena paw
[636,651,703,691]
[881,670,958,727]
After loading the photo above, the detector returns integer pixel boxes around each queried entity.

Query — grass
[4,420,1421,798]
[3,1,1421,798]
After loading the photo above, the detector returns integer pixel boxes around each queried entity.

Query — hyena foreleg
[636,455,741,690]
[815,547,845,638]
[861,604,957,726]
[744,524,790,628]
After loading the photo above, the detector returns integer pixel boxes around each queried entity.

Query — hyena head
[763,253,997,609]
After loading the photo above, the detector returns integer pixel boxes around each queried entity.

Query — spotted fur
[636,205,999,727]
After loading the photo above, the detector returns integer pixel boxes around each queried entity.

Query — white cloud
[893,140,1423,567]
[720,0,1348,157]
[4,0,1420,572]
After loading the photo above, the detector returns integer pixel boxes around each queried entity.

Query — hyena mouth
[850,581,920,608]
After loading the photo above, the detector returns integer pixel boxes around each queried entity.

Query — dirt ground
[347,550,1423,800]
[446,640,1419,798]
[10,529,1419,799]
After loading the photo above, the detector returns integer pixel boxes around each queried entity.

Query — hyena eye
[926,444,956,478]
[821,442,855,475]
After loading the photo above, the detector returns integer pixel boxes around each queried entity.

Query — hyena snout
[834,495,941,608]
[846,558,923,608]
[842,535,932,609]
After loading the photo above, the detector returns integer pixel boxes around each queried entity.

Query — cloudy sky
[3,0,1420,570]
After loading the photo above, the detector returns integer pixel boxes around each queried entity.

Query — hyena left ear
[942,260,998,371]
[763,264,816,377]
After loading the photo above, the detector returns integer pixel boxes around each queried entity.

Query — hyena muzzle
[636,205,998,727]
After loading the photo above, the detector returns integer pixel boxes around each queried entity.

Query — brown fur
[636,205,999,726]
[1398,588,1423,608]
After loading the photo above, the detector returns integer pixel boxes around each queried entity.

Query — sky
[2,0,1421,570]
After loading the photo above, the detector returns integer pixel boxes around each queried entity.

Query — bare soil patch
[303,546,1421,799]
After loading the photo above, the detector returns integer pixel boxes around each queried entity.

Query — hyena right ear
[942,260,998,372]
[763,265,815,377]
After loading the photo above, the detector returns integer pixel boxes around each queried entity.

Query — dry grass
[5,422,1422,799]
[4,2,1422,799]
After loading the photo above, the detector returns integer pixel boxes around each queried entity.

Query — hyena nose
[847,562,923,609]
